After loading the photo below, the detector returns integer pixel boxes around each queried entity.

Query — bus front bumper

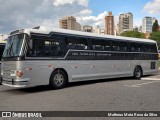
[1,77,30,87]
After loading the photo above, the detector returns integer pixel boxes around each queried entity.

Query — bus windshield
[3,34,25,57]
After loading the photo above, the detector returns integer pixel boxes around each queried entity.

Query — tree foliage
[152,20,159,32]
[120,31,145,38]
[149,31,160,49]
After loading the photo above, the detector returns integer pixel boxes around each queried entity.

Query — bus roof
[15,26,156,43]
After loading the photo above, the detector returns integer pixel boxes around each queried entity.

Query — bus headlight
[16,70,24,77]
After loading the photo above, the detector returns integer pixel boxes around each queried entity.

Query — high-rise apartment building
[142,17,156,33]
[119,12,133,33]
[59,16,81,31]
[105,12,114,35]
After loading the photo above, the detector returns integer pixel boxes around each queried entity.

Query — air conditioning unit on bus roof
[32,26,49,31]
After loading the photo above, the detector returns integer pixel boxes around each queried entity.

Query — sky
[0,0,160,35]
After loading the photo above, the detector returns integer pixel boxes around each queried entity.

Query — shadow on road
[2,77,134,94]
[68,77,133,88]
[3,85,51,94]
[1,77,135,95]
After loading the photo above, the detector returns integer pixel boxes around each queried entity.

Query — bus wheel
[49,70,68,89]
[134,66,142,79]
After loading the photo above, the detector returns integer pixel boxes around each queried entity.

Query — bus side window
[129,43,135,52]
[103,40,111,51]
[134,43,142,52]
[91,39,103,51]
[111,41,119,51]
[144,44,157,53]
[119,42,127,52]
[66,36,77,50]
[151,44,158,53]
[66,36,88,50]
[44,40,63,57]
[33,39,43,57]
[26,39,43,57]
[27,35,64,57]
[78,37,88,50]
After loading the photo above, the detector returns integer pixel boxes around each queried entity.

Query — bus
[0,43,6,85]
[1,26,159,89]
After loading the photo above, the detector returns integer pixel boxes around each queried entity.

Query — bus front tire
[134,66,142,79]
[49,70,68,89]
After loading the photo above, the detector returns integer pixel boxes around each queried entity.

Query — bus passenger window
[44,41,63,57]
[103,40,111,51]
[91,39,103,51]
[119,42,127,52]
[27,38,63,57]
[66,36,88,50]
[111,41,119,51]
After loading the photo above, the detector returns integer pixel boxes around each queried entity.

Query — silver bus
[1,26,159,89]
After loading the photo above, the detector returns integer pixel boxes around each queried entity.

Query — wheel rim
[53,74,64,87]
[135,69,141,78]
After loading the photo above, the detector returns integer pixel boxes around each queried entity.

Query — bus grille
[2,61,16,80]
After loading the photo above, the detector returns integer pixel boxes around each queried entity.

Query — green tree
[149,31,160,49]
[152,20,159,32]
[120,31,145,38]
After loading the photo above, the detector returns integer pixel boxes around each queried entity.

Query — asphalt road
[0,73,160,120]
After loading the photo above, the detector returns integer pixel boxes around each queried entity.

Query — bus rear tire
[134,66,142,79]
[49,69,68,89]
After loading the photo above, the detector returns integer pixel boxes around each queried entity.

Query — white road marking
[124,81,160,87]
[124,85,141,88]
[141,78,160,81]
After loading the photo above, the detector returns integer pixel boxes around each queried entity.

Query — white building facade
[142,17,156,33]
[119,12,133,34]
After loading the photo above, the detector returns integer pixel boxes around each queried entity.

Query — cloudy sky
[0,0,160,34]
